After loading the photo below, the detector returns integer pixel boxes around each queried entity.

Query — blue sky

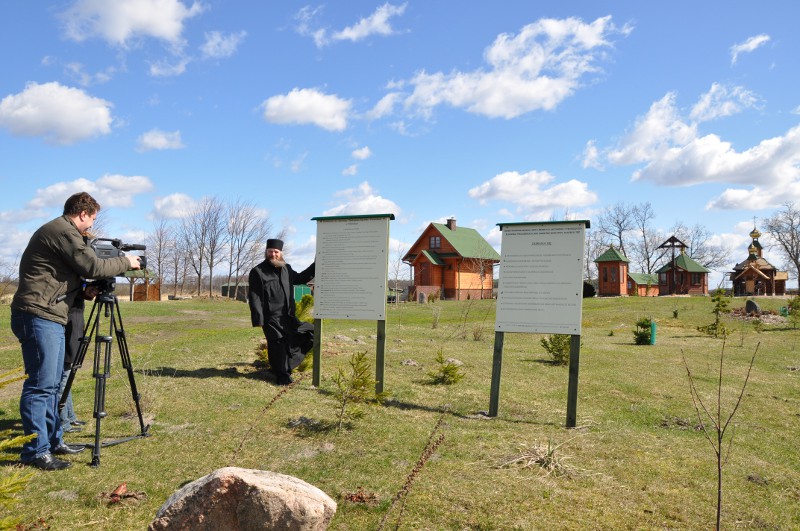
[1,1,799,287]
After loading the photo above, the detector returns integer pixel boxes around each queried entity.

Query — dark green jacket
[11,215,131,325]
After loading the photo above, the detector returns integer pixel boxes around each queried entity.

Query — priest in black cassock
[248,239,316,385]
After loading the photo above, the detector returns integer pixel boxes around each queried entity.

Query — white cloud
[342,164,359,176]
[352,146,372,160]
[297,3,407,48]
[27,174,154,211]
[468,170,598,211]
[152,192,196,219]
[0,82,114,145]
[607,92,696,165]
[262,88,351,131]
[64,62,115,86]
[581,140,602,170]
[383,16,630,120]
[332,3,407,43]
[690,83,760,122]
[200,30,247,59]
[62,0,205,46]
[323,181,401,217]
[730,34,770,66]
[149,57,190,77]
[136,129,185,151]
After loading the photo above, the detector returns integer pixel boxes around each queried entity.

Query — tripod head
[87,278,117,296]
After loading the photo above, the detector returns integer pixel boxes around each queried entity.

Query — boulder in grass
[745,299,760,315]
[149,467,336,531]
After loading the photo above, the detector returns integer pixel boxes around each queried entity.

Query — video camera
[91,238,147,269]
[86,238,147,295]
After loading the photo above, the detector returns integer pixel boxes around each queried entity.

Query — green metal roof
[431,223,500,260]
[420,249,446,265]
[594,245,629,263]
[656,253,710,273]
[628,273,658,285]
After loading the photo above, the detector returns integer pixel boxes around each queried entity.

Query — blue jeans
[11,310,66,462]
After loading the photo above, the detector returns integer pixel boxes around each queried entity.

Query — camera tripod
[58,287,150,467]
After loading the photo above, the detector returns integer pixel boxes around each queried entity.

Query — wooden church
[730,226,788,296]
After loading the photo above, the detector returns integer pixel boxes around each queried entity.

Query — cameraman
[10,192,140,471]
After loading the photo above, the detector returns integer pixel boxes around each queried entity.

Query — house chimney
[446,217,456,231]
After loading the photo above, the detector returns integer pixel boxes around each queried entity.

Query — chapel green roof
[655,253,709,274]
[594,246,629,263]
[431,223,500,260]
[628,273,658,285]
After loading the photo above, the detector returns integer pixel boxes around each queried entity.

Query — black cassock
[248,260,315,384]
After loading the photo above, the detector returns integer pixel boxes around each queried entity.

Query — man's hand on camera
[126,255,141,269]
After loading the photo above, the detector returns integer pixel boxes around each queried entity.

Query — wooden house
[594,245,629,296]
[627,273,660,297]
[403,218,500,301]
[730,226,787,296]
[656,236,709,295]
[594,246,659,296]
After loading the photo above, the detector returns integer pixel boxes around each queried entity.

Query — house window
[628,280,633,290]
[430,236,441,249]
[602,266,608,283]
[611,267,617,282]
[691,273,701,285]
[659,273,667,284]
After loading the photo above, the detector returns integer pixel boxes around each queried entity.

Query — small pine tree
[633,317,652,345]
[296,294,314,322]
[697,289,731,338]
[427,349,465,384]
[331,351,388,432]
[0,369,35,530]
[540,334,571,365]
[788,295,800,329]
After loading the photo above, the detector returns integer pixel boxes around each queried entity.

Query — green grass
[1,295,799,529]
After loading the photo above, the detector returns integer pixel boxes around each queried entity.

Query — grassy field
[1,295,798,530]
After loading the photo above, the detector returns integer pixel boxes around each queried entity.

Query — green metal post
[376,320,386,394]
[488,332,505,417]
[566,334,581,428]
[312,318,322,387]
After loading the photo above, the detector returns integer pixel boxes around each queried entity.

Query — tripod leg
[112,298,149,437]
[58,301,100,415]
[91,330,113,468]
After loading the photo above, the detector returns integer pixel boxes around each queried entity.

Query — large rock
[745,299,761,315]
[149,467,336,531]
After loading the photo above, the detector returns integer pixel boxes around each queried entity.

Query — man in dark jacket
[248,239,315,385]
[11,192,140,470]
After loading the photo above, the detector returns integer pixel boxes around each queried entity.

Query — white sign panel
[314,216,391,320]
[495,222,586,334]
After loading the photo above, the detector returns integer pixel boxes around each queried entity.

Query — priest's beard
[269,258,286,268]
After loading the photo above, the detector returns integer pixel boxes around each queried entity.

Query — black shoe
[276,375,294,386]
[63,425,82,433]
[52,443,86,455]
[72,420,87,426]
[24,453,72,471]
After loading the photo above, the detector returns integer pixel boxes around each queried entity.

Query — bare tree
[584,230,608,282]
[597,202,637,257]
[224,199,271,299]
[180,196,227,296]
[0,251,20,301]
[146,217,174,287]
[389,243,409,305]
[628,203,665,274]
[671,221,731,270]
[765,202,800,289]
[202,197,227,297]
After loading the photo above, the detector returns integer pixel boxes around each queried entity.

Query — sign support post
[490,220,589,426]
[311,214,394,393]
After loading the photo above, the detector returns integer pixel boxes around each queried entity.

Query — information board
[495,221,587,334]
[313,215,392,320]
